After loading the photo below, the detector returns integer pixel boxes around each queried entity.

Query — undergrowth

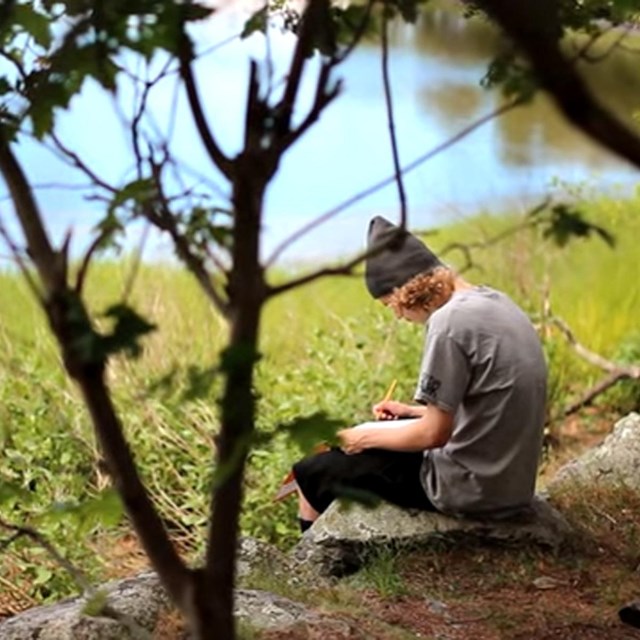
[0,197,638,607]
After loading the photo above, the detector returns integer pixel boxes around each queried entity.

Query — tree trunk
[193,153,268,640]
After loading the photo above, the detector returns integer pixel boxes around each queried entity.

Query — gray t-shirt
[415,286,547,516]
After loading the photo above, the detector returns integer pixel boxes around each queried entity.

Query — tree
[1,1,639,639]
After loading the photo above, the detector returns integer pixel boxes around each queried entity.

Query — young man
[293,216,547,532]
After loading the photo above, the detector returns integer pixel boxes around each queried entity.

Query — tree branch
[266,228,403,298]
[48,132,117,194]
[275,0,327,135]
[549,315,640,378]
[0,134,64,294]
[143,163,230,317]
[276,60,341,153]
[178,31,234,181]
[439,198,550,271]
[0,136,193,613]
[478,0,640,170]
[0,518,93,593]
[381,4,407,229]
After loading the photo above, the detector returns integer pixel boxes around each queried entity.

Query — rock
[0,545,341,639]
[0,571,166,640]
[291,496,572,577]
[235,589,329,630]
[546,412,640,495]
[236,536,291,580]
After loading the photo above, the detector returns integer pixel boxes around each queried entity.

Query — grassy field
[0,196,639,611]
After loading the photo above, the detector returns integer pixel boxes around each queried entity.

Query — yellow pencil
[375,379,397,420]
[382,379,397,403]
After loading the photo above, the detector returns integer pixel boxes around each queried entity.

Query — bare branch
[276,0,326,135]
[549,315,640,378]
[266,99,520,266]
[267,228,404,298]
[48,132,118,194]
[277,59,341,153]
[74,224,116,295]
[560,370,634,419]
[381,4,407,229]
[0,134,64,293]
[143,162,230,317]
[439,198,550,271]
[177,32,234,180]
[122,221,150,303]
[0,518,92,593]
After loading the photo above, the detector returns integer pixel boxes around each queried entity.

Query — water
[2,2,638,266]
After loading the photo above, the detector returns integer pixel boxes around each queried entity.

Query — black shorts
[292,448,436,515]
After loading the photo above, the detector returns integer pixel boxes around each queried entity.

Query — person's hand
[372,400,410,421]
[338,427,366,455]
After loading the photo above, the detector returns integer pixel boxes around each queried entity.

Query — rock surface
[291,496,573,577]
[546,412,640,494]
[0,572,166,640]
[0,572,337,639]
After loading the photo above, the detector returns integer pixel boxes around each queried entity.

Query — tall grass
[0,196,638,604]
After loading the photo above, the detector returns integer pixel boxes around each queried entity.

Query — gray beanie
[364,216,443,299]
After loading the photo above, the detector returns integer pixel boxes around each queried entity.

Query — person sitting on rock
[293,216,548,532]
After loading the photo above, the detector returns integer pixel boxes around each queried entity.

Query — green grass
[0,195,638,605]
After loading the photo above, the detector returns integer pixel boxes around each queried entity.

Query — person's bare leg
[298,490,320,522]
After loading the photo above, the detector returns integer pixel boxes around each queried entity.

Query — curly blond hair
[385,266,455,316]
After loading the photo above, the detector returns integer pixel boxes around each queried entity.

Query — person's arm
[339,403,454,454]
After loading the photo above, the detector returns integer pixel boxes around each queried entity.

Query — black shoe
[619,601,640,628]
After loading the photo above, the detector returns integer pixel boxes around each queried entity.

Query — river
[2,1,639,265]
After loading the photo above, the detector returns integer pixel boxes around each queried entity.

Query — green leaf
[12,4,52,49]
[543,205,616,248]
[49,489,123,531]
[242,5,268,38]
[0,478,32,507]
[182,365,218,402]
[33,566,53,585]
[102,303,157,359]
[283,412,344,454]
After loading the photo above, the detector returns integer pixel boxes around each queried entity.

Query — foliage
[1,1,640,635]
[1,201,638,603]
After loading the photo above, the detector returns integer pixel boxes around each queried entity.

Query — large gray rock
[0,572,165,640]
[291,496,573,577]
[0,543,339,639]
[547,412,640,495]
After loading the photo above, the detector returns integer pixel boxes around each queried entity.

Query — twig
[381,4,407,229]
[48,132,117,194]
[549,316,640,377]
[439,198,550,271]
[266,99,521,266]
[177,31,234,180]
[0,518,93,593]
[540,304,640,419]
[266,226,405,298]
[74,224,119,295]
